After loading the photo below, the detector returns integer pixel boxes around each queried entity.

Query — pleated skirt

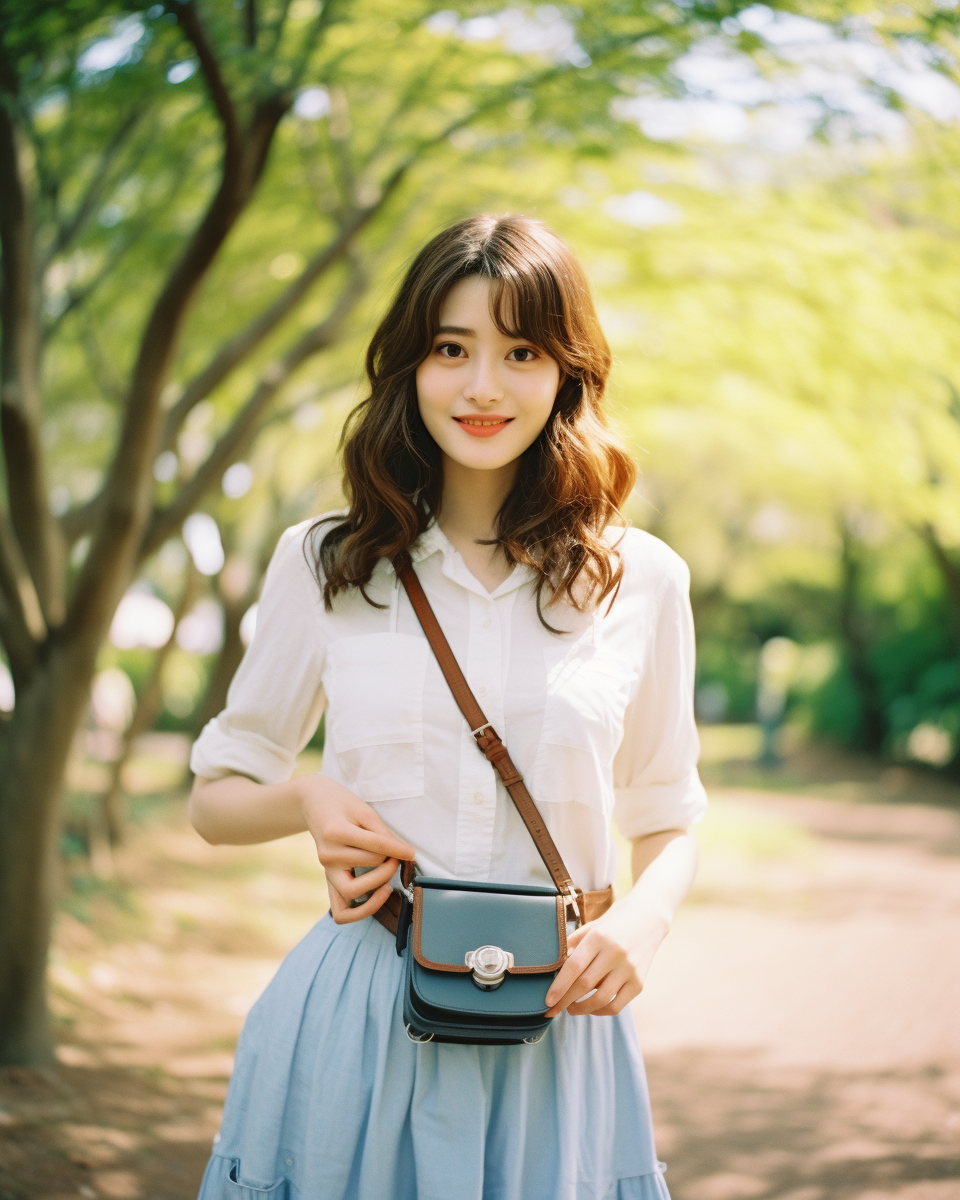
[197,911,670,1200]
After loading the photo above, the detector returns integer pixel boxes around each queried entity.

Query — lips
[454,415,514,439]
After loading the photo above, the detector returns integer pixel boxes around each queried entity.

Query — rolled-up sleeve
[189,523,327,784]
[613,553,707,840]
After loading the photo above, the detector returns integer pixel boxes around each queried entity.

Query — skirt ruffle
[199,912,669,1200]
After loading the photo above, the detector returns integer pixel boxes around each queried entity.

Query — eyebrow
[436,325,475,336]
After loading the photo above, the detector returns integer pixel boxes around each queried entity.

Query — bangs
[486,269,565,351]
[425,257,570,362]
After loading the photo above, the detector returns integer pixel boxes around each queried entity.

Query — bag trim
[411,886,567,974]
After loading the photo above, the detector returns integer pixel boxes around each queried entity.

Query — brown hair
[309,213,636,625]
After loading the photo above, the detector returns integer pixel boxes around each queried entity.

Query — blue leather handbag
[382,555,613,1046]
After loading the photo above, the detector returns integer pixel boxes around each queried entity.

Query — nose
[462,353,504,406]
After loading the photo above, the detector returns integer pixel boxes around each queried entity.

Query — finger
[327,880,394,925]
[349,811,416,861]
[545,964,609,1018]
[568,972,631,1016]
[586,980,643,1017]
[544,950,596,1010]
[546,942,625,1015]
[318,843,394,870]
[565,923,590,952]
[326,879,352,923]
[329,859,400,901]
[545,940,615,1010]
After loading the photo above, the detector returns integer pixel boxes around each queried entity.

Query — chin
[445,443,525,471]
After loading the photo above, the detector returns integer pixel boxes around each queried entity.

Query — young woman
[189,214,706,1200]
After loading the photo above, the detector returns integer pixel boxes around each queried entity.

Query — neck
[436,455,517,544]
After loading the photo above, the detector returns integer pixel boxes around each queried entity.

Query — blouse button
[473,792,484,805]
[482,617,491,629]
[478,685,487,696]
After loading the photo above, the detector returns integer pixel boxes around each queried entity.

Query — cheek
[415,365,444,422]
[520,368,561,426]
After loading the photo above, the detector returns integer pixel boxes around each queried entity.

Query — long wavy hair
[309,214,637,626]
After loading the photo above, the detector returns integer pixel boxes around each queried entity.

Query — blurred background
[1,2,959,1198]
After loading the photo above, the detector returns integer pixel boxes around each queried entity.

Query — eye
[508,346,539,362]
[437,342,466,358]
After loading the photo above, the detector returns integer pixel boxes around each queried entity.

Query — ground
[1,727,958,1200]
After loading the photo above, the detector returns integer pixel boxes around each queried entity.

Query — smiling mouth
[454,415,514,438]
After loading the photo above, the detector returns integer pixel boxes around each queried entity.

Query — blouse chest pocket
[531,644,634,813]
[323,633,429,802]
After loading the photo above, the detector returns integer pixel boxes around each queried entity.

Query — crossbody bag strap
[395,553,583,922]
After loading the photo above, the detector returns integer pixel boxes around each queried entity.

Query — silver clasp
[464,945,514,990]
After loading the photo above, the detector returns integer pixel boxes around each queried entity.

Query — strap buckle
[562,885,583,929]
[471,721,492,738]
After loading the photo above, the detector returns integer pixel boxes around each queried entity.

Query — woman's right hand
[299,775,416,924]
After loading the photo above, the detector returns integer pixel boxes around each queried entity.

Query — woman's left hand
[543,904,661,1018]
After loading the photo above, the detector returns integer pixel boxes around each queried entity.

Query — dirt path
[1,760,958,1200]
[636,789,960,1200]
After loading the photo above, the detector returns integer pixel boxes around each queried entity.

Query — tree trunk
[922,525,960,645]
[0,640,99,1063]
[193,591,249,739]
[99,561,203,847]
[838,530,886,754]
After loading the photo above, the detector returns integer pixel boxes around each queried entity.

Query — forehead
[437,275,499,329]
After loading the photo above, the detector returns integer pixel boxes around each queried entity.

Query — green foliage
[11,0,960,774]
[555,128,960,768]
[12,0,746,531]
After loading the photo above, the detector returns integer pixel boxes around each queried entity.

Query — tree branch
[838,524,885,753]
[0,592,29,690]
[141,265,366,559]
[244,0,258,48]
[43,158,194,344]
[178,1,241,152]
[288,0,343,89]
[65,4,290,642]
[265,0,294,57]
[0,58,64,628]
[42,106,143,270]
[78,319,125,404]
[42,232,134,341]
[922,524,960,617]
[0,507,46,685]
[160,206,378,449]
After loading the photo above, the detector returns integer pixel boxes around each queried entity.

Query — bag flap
[412,884,566,974]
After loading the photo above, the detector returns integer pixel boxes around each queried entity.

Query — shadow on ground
[646,1049,960,1200]
[0,1062,216,1200]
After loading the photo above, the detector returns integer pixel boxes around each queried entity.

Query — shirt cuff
[189,717,297,785]
[613,769,708,840]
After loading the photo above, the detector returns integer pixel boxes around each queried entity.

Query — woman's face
[415,275,561,473]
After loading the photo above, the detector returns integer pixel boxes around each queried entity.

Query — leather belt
[372,882,615,937]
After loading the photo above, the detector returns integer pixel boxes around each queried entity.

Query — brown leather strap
[395,553,582,915]
[373,883,615,938]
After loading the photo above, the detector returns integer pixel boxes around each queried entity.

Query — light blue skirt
[197,912,670,1200]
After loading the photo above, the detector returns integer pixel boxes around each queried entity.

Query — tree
[0,0,760,1064]
[94,549,203,854]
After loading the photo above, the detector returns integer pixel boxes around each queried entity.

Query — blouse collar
[409,520,536,600]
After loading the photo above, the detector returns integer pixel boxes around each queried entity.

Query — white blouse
[190,518,707,892]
